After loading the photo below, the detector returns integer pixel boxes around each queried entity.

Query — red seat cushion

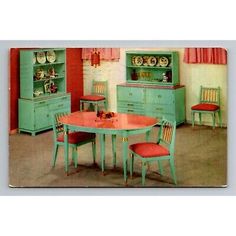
[80,95,105,101]
[57,132,95,144]
[191,103,220,111]
[129,142,169,158]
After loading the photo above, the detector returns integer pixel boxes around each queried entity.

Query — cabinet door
[34,104,50,130]
[146,88,174,105]
[117,86,145,103]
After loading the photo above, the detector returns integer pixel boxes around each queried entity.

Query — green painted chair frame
[51,111,96,171]
[129,119,177,186]
[191,86,222,129]
[80,80,108,112]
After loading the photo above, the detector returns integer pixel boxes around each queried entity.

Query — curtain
[82,48,120,61]
[183,48,227,64]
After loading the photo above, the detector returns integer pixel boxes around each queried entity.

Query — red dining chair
[129,119,177,186]
[191,86,222,128]
[80,80,108,113]
[51,111,96,170]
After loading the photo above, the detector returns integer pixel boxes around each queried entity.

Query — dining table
[60,111,158,183]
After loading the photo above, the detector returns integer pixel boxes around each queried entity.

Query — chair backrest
[157,119,176,155]
[200,86,220,105]
[92,80,108,98]
[51,111,69,142]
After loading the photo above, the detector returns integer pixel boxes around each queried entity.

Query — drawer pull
[127,104,134,106]
[39,101,46,104]
[127,109,134,112]
[156,108,163,111]
[157,95,162,98]
[129,93,133,96]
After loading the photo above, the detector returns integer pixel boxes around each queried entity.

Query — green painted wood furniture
[18,48,71,135]
[129,118,177,185]
[51,111,96,172]
[191,86,222,128]
[117,84,185,125]
[59,112,157,182]
[117,51,185,125]
[19,94,71,136]
[80,80,108,112]
[126,51,179,85]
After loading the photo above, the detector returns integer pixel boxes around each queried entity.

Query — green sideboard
[18,48,71,135]
[117,84,185,125]
[117,51,186,125]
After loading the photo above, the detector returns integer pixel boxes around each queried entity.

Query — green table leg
[122,133,128,184]
[99,133,106,175]
[64,125,69,176]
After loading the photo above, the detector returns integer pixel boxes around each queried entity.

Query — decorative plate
[147,56,157,66]
[134,56,143,66]
[36,51,46,64]
[33,53,36,64]
[46,50,56,63]
[131,56,136,65]
[143,56,149,66]
[159,56,169,67]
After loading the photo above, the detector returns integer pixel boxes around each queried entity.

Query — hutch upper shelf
[126,51,179,86]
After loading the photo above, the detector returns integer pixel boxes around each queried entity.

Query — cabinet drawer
[49,95,70,104]
[147,112,175,122]
[117,107,145,115]
[146,89,174,105]
[117,86,145,103]
[117,101,145,110]
[34,100,49,107]
[146,104,175,115]
[49,101,70,111]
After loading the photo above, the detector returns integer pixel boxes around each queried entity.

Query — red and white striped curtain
[183,48,227,64]
[82,48,120,61]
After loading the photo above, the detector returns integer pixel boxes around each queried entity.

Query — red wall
[9,48,84,132]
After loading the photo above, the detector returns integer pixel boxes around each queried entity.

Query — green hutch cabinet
[18,48,71,135]
[117,51,186,125]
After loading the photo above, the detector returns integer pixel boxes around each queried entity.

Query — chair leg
[92,140,96,164]
[218,110,222,128]
[169,158,177,185]
[199,113,202,125]
[212,113,215,129]
[80,101,83,111]
[112,134,116,168]
[72,147,78,168]
[158,160,163,175]
[141,161,147,186]
[191,111,195,127]
[130,153,134,178]
[52,144,59,167]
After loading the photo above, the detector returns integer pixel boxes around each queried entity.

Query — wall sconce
[91,48,100,68]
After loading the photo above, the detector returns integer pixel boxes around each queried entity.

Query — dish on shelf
[159,56,169,67]
[142,56,149,66]
[134,56,143,66]
[147,56,157,66]
[33,53,36,64]
[131,56,136,65]
[36,51,46,64]
[46,50,56,63]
